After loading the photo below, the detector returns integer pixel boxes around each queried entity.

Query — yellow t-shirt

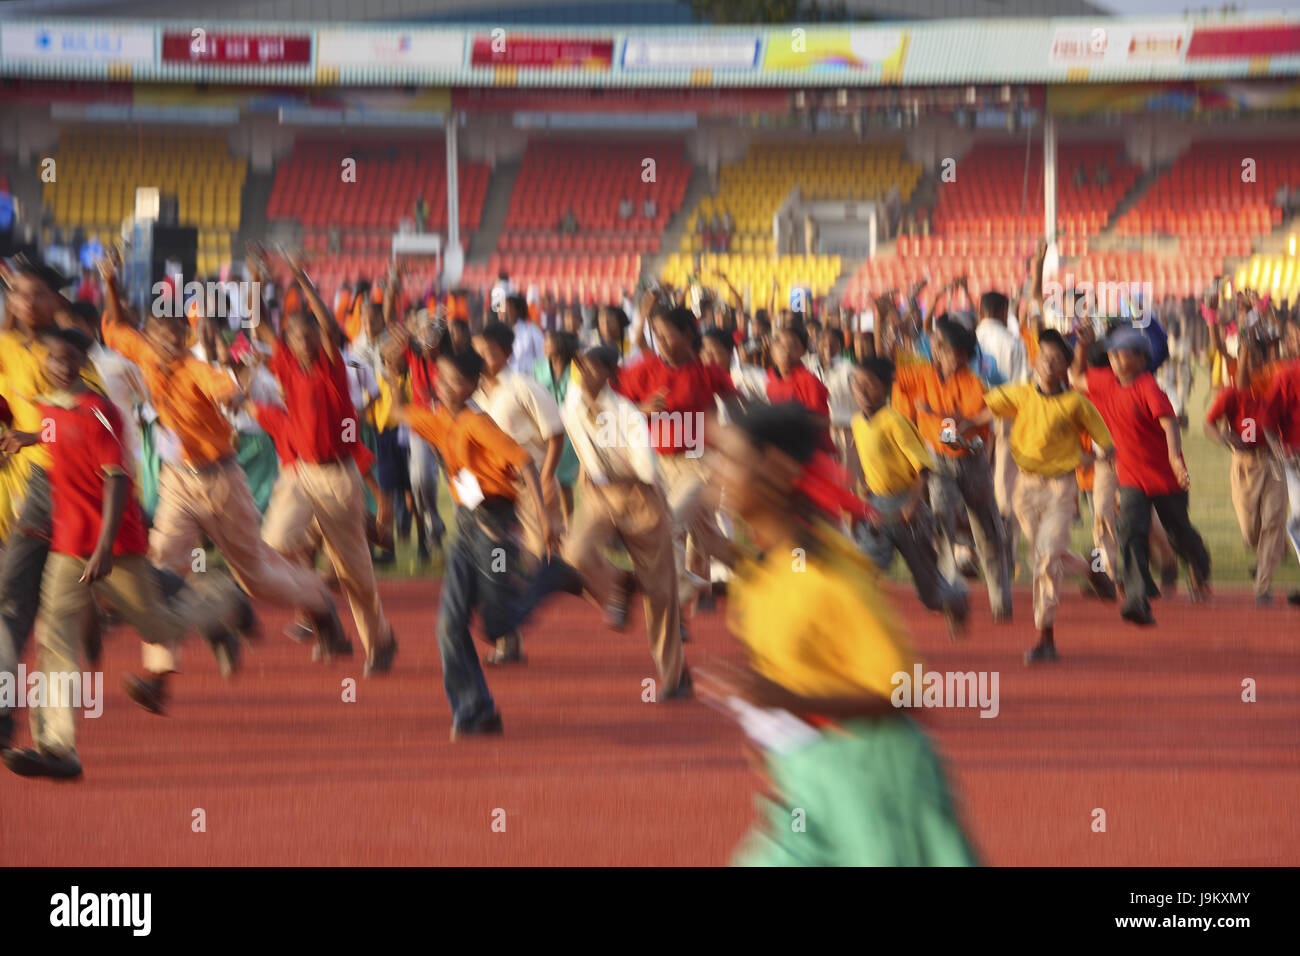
[983,382,1112,477]
[0,329,104,473]
[728,523,914,701]
[850,406,933,497]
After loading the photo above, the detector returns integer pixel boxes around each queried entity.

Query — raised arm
[283,249,341,360]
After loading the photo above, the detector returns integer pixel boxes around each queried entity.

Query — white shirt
[804,353,857,428]
[976,318,1030,384]
[89,341,147,469]
[729,360,769,405]
[563,384,660,487]
[508,319,546,377]
[474,370,565,471]
[342,346,380,413]
[227,363,283,435]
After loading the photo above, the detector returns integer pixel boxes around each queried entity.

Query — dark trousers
[1117,486,1211,613]
[436,502,572,729]
[861,493,967,615]
[929,453,1012,616]
[0,467,52,727]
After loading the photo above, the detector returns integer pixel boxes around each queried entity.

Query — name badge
[451,468,485,509]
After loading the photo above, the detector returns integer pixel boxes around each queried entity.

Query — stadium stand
[43,131,246,275]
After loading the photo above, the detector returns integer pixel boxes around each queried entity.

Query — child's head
[931,317,975,378]
[8,260,65,333]
[144,312,189,365]
[1105,327,1150,382]
[435,348,484,410]
[1035,329,1073,390]
[700,328,735,368]
[544,329,579,368]
[817,325,841,367]
[473,320,514,377]
[772,323,808,375]
[56,300,101,344]
[576,346,619,398]
[38,326,92,392]
[851,357,894,413]
[598,306,629,347]
[446,317,470,354]
[284,310,323,366]
[715,402,818,525]
[650,307,698,364]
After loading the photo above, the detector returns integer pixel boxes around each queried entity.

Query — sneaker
[604,571,635,632]
[310,605,354,662]
[203,625,241,679]
[661,669,694,701]
[1024,642,1060,665]
[1288,590,1300,606]
[483,634,526,667]
[284,619,314,643]
[1256,592,1273,608]
[2,747,82,779]
[123,673,167,715]
[1120,604,1157,627]
[1087,570,1118,602]
[364,633,398,677]
[451,712,504,740]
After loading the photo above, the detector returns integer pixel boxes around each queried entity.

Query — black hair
[933,316,977,361]
[581,345,621,373]
[702,327,736,353]
[1037,328,1074,366]
[1086,340,1110,369]
[476,318,515,355]
[65,300,100,331]
[776,321,809,351]
[980,291,1010,322]
[13,256,67,293]
[858,356,895,390]
[547,328,579,365]
[732,401,819,466]
[654,306,701,344]
[439,345,485,381]
[38,324,93,355]
[506,294,529,318]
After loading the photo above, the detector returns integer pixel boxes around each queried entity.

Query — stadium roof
[0,0,1110,23]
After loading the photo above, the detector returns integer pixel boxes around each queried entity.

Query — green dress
[533,357,580,488]
[732,715,980,867]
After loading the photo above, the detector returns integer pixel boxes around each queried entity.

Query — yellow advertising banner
[763,28,908,73]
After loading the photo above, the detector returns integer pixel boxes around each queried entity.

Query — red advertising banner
[1186,24,1300,60]
[161,32,313,66]
[470,35,612,69]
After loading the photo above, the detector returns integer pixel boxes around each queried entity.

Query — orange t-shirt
[103,322,238,467]
[405,403,532,505]
[893,361,988,457]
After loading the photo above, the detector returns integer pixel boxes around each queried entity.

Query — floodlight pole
[446,114,460,255]
[1043,111,1057,247]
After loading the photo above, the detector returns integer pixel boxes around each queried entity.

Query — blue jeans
[408,437,445,545]
[436,502,574,728]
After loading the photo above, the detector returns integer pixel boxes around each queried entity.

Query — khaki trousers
[262,459,390,654]
[1013,471,1089,630]
[1091,458,1119,579]
[33,553,182,755]
[515,473,567,561]
[562,478,683,689]
[1229,450,1287,598]
[659,452,730,607]
[151,459,332,669]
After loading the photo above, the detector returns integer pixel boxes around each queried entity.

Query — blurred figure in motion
[697,402,978,867]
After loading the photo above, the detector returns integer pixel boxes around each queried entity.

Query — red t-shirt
[1261,360,1300,452]
[252,401,375,475]
[1205,386,1266,448]
[406,346,438,407]
[268,342,355,464]
[1085,367,1180,495]
[40,392,148,558]
[613,352,737,456]
[766,364,830,418]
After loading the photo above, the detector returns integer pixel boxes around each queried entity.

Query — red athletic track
[2,579,1298,866]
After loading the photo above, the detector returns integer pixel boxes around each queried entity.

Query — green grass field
[366,365,1291,593]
